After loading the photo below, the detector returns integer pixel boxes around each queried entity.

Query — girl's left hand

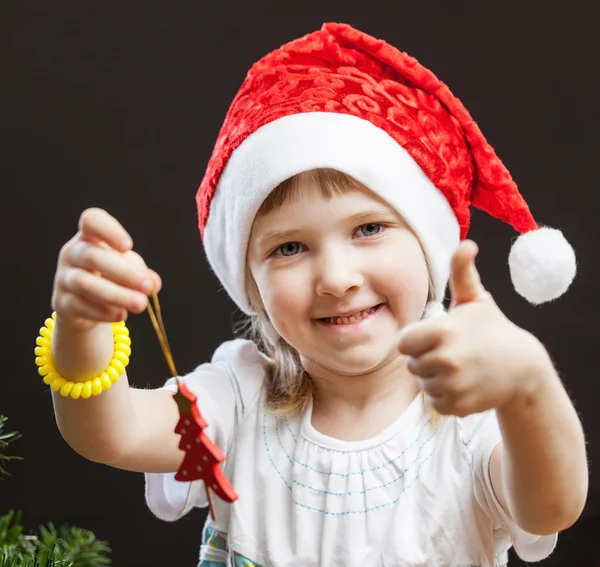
[397,240,551,417]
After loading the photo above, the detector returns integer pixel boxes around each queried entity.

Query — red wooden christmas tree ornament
[173,381,238,519]
[146,292,238,521]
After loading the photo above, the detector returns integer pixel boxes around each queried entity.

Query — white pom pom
[508,227,576,305]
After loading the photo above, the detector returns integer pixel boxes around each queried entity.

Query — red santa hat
[196,23,576,314]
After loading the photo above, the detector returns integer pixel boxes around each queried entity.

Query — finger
[53,291,128,323]
[416,377,445,398]
[407,351,446,379]
[449,240,486,307]
[397,320,447,358]
[78,208,133,252]
[122,250,161,294]
[60,267,149,314]
[66,242,153,294]
[148,269,162,294]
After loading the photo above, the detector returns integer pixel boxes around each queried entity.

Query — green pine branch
[1,545,73,567]
[0,416,111,566]
[0,416,22,478]
[34,523,110,566]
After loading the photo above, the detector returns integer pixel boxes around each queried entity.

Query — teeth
[324,306,377,325]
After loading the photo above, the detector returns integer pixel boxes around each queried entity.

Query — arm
[48,208,182,473]
[398,241,588,535]
[51,315,183,473]
[489,339,588,535]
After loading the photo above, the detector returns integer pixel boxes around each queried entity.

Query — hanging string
[146,291,178,378]
[145,291,218,519]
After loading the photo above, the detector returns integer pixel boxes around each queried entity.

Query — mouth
[317,304,383,326]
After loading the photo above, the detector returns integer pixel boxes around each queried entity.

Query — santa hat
[196,22,576,314]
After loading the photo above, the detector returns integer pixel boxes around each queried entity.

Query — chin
[308,342,397,376]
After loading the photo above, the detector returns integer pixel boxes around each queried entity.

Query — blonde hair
[241,168,438,418]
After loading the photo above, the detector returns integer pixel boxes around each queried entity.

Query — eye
[276,242,302,257]
[358,223,382,237]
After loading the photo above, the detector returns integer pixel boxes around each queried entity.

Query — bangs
[257,168,366,216]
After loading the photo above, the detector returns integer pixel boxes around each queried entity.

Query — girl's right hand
[52,208,162,331]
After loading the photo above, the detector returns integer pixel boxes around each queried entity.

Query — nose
[315,247,364,297]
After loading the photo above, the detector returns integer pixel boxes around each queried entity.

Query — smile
[318,304,383,326]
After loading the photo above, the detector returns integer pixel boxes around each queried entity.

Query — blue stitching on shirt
[284,417,296,442]
[291,448,437,515]
[458,417,479,448]
[275,417,294,466]
[263,413,292,490]
[263,413,442,513]
[290,425,441,496]
[276,415,435,476]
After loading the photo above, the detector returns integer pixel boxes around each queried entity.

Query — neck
[302,353,419,411]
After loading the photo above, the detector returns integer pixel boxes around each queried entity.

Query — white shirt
[145,339,557,566]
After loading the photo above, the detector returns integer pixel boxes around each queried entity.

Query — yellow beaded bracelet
[34,313,131,399]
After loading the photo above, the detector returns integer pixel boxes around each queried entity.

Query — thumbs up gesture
[398,240,549,417]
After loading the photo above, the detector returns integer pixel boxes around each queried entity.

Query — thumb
[449,240,486,307]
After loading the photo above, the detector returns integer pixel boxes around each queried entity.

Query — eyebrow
[255,229,301,247]
[347,209,397,224]
[255,208,397,247]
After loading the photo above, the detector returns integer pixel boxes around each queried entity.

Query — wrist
[498,332,557,415]
[36,313,131,399]
[51,316,115,381]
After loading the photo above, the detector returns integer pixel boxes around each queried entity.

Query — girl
[40,23,587,566]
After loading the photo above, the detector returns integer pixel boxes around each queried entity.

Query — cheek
[376,251,429,317]
[254,268,311,331]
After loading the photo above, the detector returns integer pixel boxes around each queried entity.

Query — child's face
[247,179,430,376]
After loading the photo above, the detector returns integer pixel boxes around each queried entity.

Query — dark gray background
[2,1,598,565]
